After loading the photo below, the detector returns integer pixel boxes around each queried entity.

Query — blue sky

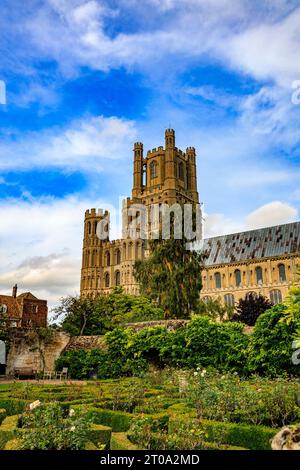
[0,0,300,306]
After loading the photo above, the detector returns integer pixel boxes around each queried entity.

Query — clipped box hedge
[0,399,28,416]
[4,438,22,450]
[85,407,133,432]
[110,432,140,450]
[168,415,276,451]
[0,408,6,424]
[84,441,99,450]
[0,415,20,450]
[88,423,112,448]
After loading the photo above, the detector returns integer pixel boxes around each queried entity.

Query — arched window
[278,264,286,282]
[105,251,110,267]
[115,271,121,286]
[87,221,91,235]
[214,272,222,289]
[115,249,121,265]
[105,272,110,288]
[234,270,242,288]
[270,289,282,305]
[246,292,258,301]
[150,161,158,179]
[255,266,263,285]
[92,250,97,267]
[224,294,235,307]
[178,162,184,180]
[93,221,97,235]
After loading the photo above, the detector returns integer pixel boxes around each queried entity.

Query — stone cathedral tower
[80,129,200,297]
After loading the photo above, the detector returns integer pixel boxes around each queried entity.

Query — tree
[232,294,273,326]
[196,298,234,322]
[247,304,300,377]
[52,288,164,336]
[282,266,300,325]
[134,239,205,319]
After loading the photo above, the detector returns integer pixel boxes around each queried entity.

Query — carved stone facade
[81,129,200,297]
[80,129,300,304]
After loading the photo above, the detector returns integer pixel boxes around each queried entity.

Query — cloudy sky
[0,0,300,308]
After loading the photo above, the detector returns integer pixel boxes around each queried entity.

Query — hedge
[0,415,19,450]
[168,416,276,450]
[0,408,6,424]
[88,423,112,448]
[4,438,22,450]
[85,408,133,432]
[0,399,28,415]
[110,432,140,450]
[84,441,99,450]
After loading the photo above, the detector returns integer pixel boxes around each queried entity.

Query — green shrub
[247,305,300,377]
[128,413,169,449]
[86,408,133,432]
[0,415,19,431]
[202,419,276,450]
[0,415,19,450]
[168,416,276,450]
[84,441,99,450]
[19,403,92,450]
[4,438,22,450]
[0,408,6,424]
[55,306,299,379]
[0,399,28,415]
[110,432,140,450]
[88,423,111,448]
[178,317,249,372]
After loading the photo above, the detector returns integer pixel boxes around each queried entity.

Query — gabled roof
[203,222,300,266]
[17,292,38,300]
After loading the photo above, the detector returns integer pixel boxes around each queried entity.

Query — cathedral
[80,129,300,306]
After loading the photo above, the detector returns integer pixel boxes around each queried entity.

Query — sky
[0,0,300,309]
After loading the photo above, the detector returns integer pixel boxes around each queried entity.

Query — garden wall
[6,330,70,374]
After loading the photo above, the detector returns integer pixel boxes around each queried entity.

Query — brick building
[0,285,48,328]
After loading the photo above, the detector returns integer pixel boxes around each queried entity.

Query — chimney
[12,284,17,298]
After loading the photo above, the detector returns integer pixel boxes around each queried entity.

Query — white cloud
[16,0,299,86]
[245,201,298,229]
[222,7,300,86]
[204,201,298,238]
[203,212,243,238]
[0,192,126,308]
[0,115,137,172]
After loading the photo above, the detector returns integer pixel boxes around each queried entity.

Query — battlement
[134,142,143,148]
[186,147,196,153]
[85,209,109,219]
[146,146,165,156]
[165,128,175,134]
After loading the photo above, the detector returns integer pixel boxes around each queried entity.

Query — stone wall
[123,319,189,332]
[6,329,70,374]
[65,335,107,352]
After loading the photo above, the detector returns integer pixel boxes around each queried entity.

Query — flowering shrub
[19,403,92,450]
